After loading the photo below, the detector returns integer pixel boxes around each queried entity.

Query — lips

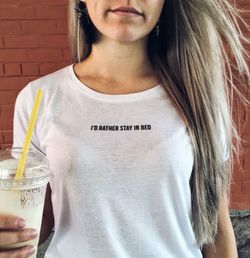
[111,6,142,15]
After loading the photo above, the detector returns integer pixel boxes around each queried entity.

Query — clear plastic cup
[0,147,53,257]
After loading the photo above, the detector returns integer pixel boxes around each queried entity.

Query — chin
[108,30,142,43]
[112,36,138,43]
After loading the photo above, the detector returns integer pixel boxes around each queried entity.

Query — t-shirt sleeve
[220,125,230,161]
[218,110,230,162]
[12,83,42,152]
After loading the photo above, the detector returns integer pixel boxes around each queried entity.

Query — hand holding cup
[0,215,37,257]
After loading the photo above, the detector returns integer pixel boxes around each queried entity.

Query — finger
[0,216,25,230]
[0,245,36,258]
[0,229,38,246]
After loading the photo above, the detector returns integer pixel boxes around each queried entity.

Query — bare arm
[39,183,54,246]
[201,193,238,258]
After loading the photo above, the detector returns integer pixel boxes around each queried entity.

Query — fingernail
[26,246,36,256]
[16,218,25,228]
[28,229,38,238]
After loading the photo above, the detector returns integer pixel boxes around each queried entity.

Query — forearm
[201,219,238,258]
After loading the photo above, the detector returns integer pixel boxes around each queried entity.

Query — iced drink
[0,147,52,258]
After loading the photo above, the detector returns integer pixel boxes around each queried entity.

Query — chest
[41,98,194,195]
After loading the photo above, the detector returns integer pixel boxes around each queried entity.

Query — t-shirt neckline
[67,63,163,102]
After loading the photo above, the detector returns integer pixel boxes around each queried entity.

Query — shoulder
[16,64,73,103]
[28,64,72,93]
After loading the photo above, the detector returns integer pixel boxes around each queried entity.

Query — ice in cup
[0,147,52,258]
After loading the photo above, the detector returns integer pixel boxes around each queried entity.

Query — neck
[81,37,155,82]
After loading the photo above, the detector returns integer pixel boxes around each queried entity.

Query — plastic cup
[0,147,52,257]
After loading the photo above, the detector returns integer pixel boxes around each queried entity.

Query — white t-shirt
[13,64,228,258]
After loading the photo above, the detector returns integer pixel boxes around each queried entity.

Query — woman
[0,0,249,257]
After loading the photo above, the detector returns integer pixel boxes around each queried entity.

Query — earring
[76,1,90,24]
[155,22,160,37]
[75,1,96,45]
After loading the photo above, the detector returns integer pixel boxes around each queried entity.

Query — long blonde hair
[68,0,250,250]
